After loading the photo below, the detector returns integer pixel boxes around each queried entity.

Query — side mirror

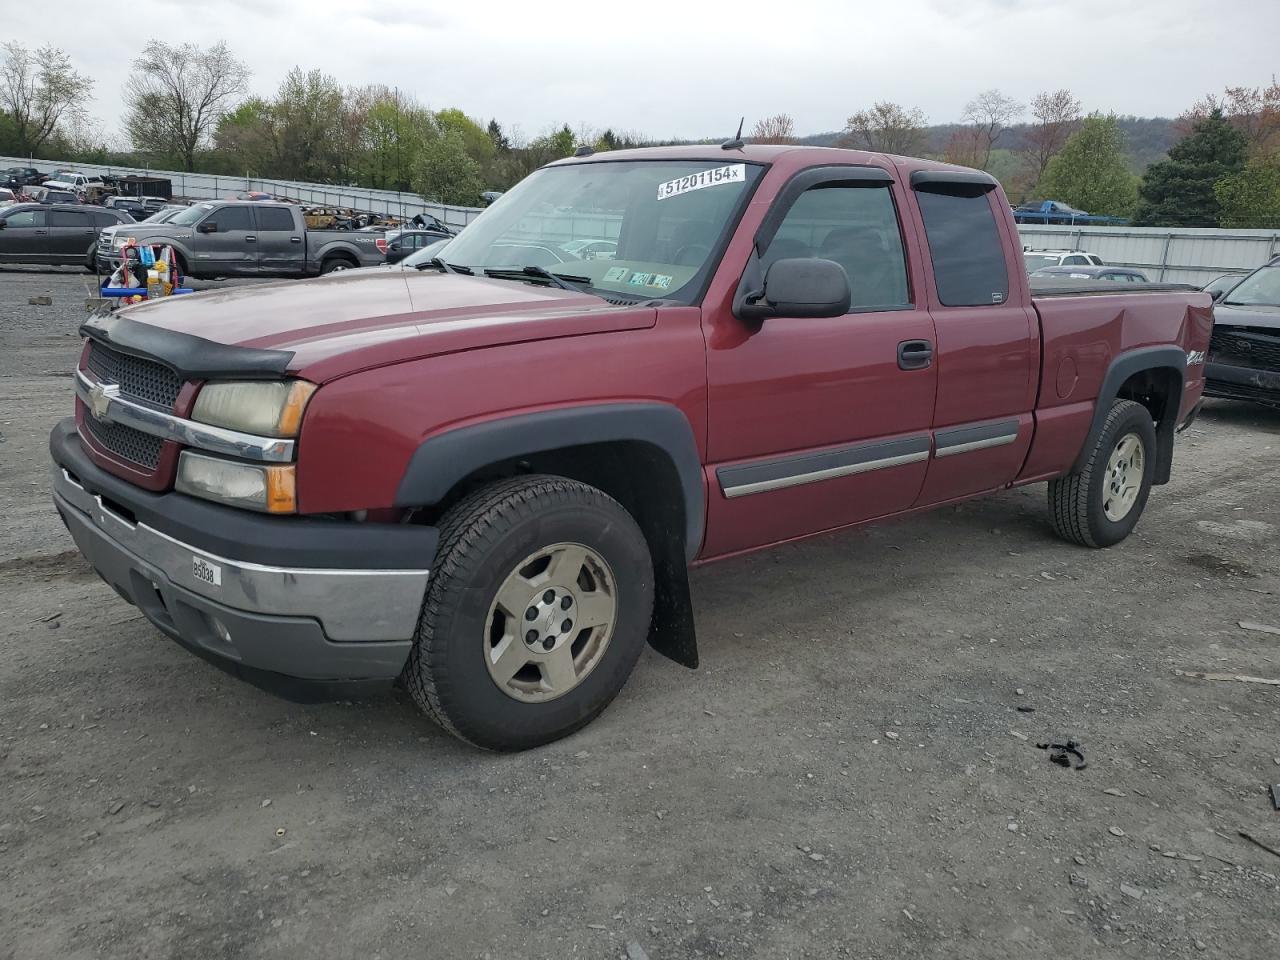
[737,258,851,323]
[1210,288,1226,303]
[0,220,6,230]
[198,221,217,233]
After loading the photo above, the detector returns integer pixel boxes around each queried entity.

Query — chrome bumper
[53,466,428,643]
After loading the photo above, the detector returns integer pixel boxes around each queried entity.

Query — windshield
[168,203,214,226]
[1223,265,1280,307]
[402,237,451,268]
[1023,254,1058,271]
[441,159,762,302]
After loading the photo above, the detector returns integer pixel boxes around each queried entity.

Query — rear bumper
[1205,361,1280,408]
[50,419,437,698]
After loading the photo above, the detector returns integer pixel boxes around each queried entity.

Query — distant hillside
[796,116,1178,173]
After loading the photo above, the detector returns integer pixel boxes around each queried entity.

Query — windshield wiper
[421,257,471,275]
[484,265,592,292]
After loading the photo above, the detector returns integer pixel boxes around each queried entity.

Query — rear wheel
[403,475,654,750]
[320,257,355,274]
[1048,399,1156,547]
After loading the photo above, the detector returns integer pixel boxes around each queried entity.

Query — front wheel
[1048,399,1157,547]
[320,258,354,274]
[403,475,654,750]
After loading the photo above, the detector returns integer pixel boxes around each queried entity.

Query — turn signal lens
[176,452,296,513]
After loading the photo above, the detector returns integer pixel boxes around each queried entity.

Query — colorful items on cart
[104,240,188,304]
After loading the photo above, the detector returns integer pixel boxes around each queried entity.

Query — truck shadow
[1197,398,1280,434]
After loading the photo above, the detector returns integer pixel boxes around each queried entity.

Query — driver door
[702,169,939,558]
[196,205,256,275]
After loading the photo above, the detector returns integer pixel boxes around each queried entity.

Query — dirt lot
[2,266,1278,960]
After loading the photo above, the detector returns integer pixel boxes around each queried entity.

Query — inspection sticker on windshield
[656,164,745,200]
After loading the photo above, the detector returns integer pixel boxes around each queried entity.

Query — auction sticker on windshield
[656,164,746,201]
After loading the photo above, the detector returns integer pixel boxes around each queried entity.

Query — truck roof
[549,143,970,175]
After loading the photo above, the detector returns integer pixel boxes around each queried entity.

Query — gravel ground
[2,266,1279,960]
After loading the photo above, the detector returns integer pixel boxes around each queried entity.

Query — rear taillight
[375,238,388,254]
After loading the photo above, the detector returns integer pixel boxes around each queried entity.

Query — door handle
[897,340,934,371]
[245,235,256,242]
[290,237,301,243]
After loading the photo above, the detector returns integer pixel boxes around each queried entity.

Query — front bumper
[50,419,437,699]
[1205,361,1280,408]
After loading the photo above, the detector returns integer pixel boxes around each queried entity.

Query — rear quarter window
[915,188,1010,307]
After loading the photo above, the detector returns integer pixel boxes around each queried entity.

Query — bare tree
[1181,79,1280,156]
[942,127,984,168]
[124,40,250,170]
[0,41,92,155]
[1022,89,1083,184]
[750,114,796,145]
[962,89,1023,169]
[840,101,928,156]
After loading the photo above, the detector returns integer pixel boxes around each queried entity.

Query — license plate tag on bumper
[192,555,222,587]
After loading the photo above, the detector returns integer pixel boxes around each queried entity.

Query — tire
[1048,399,1157,548]
[404,475,654,750]
[320,257,354,275]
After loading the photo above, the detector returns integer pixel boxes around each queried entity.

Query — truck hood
[1213,302,1280,332]
[116,270,656,382]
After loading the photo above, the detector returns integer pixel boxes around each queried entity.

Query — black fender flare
[394,402,706,563]
[1072,345,1187,483]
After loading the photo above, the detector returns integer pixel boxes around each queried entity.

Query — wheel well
[425,440,700,668]
[323,251,358,266]
[1115,365,1182,484]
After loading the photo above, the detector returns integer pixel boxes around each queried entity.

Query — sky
[10,0,1280,146]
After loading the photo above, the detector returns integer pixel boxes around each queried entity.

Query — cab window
[764,183,910,310]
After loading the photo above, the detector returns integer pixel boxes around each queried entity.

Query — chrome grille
[86,341,182,409]
[82,412,163,469]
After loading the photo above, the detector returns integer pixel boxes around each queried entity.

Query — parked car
[560,238,618,260]
[2,166,47,189]
[0,187,14,204]
[408,213,457,235]
[0,202,132,270]
[1013,200,1127,225]
[98,200,383,278]
[104,196,148,219]
[480,190,504,206]
[51,145,1211,750]
[227,191,275,202]
[1031,265,1150,283]
[43,172,105,195]
[38,189,81,205]
[1202,274,1245,302]
[1205,259,1280,409]
[1023,249,1105,272]
[378,229,453,263]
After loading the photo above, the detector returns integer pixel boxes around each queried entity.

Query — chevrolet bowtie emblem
[87,381,120,422]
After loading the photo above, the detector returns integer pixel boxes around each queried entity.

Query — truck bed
[1029,277,1199,298]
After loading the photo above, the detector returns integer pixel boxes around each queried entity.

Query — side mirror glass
[737,257,852,323]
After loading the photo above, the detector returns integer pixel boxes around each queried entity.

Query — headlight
[192,380,316,437]
[176,451,296,513]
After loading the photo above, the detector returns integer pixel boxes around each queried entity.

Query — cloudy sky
[15,0,1280,144]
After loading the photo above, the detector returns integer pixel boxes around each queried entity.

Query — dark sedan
[378,228,453,264]
[0,203,133,271]
[1030,265,1150,283]
[1205,258,1280,409]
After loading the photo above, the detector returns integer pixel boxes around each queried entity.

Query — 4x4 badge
[87,382,120,422]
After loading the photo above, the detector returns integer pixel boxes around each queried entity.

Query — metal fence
[1016,224,1280,285]
[1,155,486,229]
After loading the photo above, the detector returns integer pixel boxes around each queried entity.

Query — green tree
[271,68,345,181]
[1215,154,1280,228]
[1133,109,1247,226]
[435,107,495,165]
[486,118,510,152]
[1036,114,1139,218]
[413,130,484,205]
[353,89,431,190]
[213,98,278,175]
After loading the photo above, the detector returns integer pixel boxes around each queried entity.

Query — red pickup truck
[50,145,1212,750]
